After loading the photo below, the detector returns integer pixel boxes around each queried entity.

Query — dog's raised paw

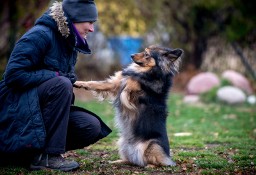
[73,81,89,89]
[73,81,82,88]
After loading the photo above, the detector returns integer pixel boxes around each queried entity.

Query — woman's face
[73,22,95,39]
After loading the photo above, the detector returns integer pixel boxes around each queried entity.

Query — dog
[74,45,183,167]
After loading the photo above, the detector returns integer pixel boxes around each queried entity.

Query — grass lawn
[1,93,255,174]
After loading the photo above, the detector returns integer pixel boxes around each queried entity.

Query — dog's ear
[163,49,183,61]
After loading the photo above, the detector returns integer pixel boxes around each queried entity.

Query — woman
[0,0,111,171]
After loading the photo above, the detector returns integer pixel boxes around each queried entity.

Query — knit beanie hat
[62,0,98,22]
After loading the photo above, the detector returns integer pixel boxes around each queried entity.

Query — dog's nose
[131,54,134,58]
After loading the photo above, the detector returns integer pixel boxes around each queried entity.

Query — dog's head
[131,45,183,75]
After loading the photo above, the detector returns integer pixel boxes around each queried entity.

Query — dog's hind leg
[144,142,176,167]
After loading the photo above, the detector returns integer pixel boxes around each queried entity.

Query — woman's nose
[89,24,94,32]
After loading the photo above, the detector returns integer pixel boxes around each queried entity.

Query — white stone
[174,132,192,137]
[183,95,200,103]
[217,86,246,104]
[247,95,256,105]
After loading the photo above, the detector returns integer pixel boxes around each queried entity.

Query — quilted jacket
[0,2,95,153]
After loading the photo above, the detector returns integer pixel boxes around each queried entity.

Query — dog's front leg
[74,80,119,92]
[74,72,122,92]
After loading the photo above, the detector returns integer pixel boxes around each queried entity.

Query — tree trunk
[192,37,207,69]
[231,42,256,80]
[8,0,17,59]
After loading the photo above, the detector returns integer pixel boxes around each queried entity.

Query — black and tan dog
[74,45,183,167]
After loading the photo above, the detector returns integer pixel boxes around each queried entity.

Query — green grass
[1,94,255,174]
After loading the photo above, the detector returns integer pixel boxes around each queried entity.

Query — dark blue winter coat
[0,2,91,153]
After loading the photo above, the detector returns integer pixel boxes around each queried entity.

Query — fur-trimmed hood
[35,1,71,38]
[49,1,70,38]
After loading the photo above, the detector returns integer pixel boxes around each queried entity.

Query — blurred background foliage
[0,0,255,86]
[0,0,50,77]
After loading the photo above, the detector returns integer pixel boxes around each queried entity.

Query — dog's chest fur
[113,68,170,141]
[113,76,141,135]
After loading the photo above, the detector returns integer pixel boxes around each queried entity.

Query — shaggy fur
[74,45,183,167]
[49,1,70,38]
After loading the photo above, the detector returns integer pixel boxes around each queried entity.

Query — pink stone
[187,72,220,94]
[222,70,253,94]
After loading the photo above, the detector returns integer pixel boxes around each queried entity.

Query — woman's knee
[55,76,73,94]
[37,76,73,105]
[81,116,101,139]
[66,111,102,150]
[69,111,102,139]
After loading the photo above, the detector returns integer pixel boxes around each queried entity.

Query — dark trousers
[37,76,102,154]
[0,76,111,166]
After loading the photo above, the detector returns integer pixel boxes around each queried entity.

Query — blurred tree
[1,0,255,78]
[96,0,255,76]
[143,0,255,70]
[0,0,50,76]
[96,0,149,37]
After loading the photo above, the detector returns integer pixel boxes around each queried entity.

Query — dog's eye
[144,52,149,57]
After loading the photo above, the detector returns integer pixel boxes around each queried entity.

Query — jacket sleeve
[4,29,57,89]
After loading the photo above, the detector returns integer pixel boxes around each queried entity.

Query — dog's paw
[73,81,83,88]
[166,159,176,166]
[73,81,89,89]
[145,164,156,168]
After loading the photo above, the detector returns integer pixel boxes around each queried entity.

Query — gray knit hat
[62,0,98,22]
